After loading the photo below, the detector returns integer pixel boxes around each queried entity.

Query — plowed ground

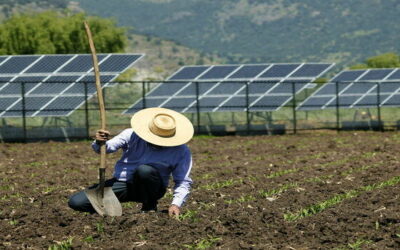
[1,131,400,249]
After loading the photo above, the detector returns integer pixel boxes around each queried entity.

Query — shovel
[83,21,122,217]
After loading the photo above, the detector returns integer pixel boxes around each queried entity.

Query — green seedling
[284,176,400,221]
[96,222,104,233]
[265,168,298,179]
[183,236,221,250]
[178,210,198,223]
[259,183,299,198]
[83,236,95,243]
[48,237,73,250]
[347,239,372,249]
[200,178,243,190]
[9,220,18,226]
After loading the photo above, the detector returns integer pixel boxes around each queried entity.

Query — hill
[74,0,400,67]
[0,0,224,79]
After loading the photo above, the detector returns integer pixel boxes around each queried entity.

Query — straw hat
[131,107,194,147]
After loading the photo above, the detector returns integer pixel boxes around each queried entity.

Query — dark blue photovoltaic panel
[228,65,269,79]
[13,76,46,82]
[58,54,107,72]
[177,82,218,96]
[0,76,13,82]
[0,97,19,110]
[36,96,86,116]
[4,97,53,116]
[387,69,400,80]
[127,98,167,112]
[217,96,258,111]
[383,94,400,106]
[298,96,334,110]
[341,83,375,94]
[359,69,393,80]
[290,64,331,77]
[199,65,238,79]
[99,54,141,72]
[0,56,40,74]
[44,75,81,83]
[327,96,360,108]
[162,97,196,111]
[380,82,400,93]
[79,74,116,83]
[259,64,300,78]
[198,97,226,112]
[314,83,348,95]
[0,57,7,65]
[169,66,210,80]
[251,95,291,111]
[269,83,307,94]
[0,82,37,95]
[148,82,186,97]
[331,70,365,82]
[245,81,276,95]
[64,82,107,95]
[25,55,74,73]
[354,94,391,107]
[207,81,244,95]
[29,83,70,95]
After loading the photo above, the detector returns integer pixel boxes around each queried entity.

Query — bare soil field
[1,131,400,249]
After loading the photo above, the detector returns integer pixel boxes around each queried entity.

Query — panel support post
[245,81,250,135]
[21,81,27,142]
[195,81,201,134]
[335,81,340,131]
[142,81,146,109]
[291,81,297,134]
[84,81,90,140]
[376,82,383,132]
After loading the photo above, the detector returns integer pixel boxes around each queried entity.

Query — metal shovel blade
[85,186,122,217]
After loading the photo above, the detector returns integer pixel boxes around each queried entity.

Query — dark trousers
[68,165,166,213]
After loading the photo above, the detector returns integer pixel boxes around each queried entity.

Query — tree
[365,52,400,68]
[350,52,400,69]
[0,11,127,55]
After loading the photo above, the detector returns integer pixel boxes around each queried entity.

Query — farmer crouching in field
[68,108,194,217]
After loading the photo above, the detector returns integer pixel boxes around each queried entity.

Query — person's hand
[168,204,180,218]
[95,129,110,144]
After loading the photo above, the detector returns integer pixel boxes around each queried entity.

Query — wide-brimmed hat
[131,107,194,147]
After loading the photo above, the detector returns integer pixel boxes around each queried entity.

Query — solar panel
[0,53,144,117]
[297,68,400,110]
[124,62,334,114]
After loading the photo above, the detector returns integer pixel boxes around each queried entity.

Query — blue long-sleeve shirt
[92,128,193,207]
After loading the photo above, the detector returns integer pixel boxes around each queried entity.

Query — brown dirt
[0,131,400,249]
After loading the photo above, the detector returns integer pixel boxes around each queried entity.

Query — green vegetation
[183,236,221,250]
[350,52,400,69]
[200,178,243,190]
[48,237,73,250]
[284,176,400,221]
[0,11,126,55]
[77,0,400,66]
[178,210,199,223]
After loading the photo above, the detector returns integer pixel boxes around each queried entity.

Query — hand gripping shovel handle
[84,21,122,216]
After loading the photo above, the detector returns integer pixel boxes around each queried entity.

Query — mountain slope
[75,0,400,67]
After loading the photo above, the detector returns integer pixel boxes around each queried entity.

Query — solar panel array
[124,63,333,114]
[298,69,400,110]
[0,54,143,117]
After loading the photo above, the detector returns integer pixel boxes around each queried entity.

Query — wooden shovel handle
[84,21,107,170]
